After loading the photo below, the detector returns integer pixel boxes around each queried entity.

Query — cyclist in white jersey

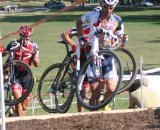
[76,0,128,109]
[61,6,102,112]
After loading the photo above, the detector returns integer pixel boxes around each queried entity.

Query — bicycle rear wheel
[37,63,61,113]
[4,60,34,106]
[76,51,122,111]
[115,47,138,94]
[55,56,76,113]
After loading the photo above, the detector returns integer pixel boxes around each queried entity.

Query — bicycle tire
[76,51,122,111]
[55,56,76,113]
[116,47,138,94]
[37,63,61,113]
[4,60,34,106]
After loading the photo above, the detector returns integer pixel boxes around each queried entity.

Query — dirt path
[4,108,160,130]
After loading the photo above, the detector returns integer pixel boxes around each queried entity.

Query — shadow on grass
[147,40,160,43]
[146,37,160,43]
[0,6,160,24]
[1,14,160,24]
[122,14,160,24]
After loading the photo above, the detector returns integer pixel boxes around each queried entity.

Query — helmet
[100,0,119,7]
[19,25,33,37]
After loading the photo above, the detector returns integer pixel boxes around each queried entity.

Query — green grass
[1,4,160,115]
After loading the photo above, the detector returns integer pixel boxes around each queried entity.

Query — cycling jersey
[81,10,124,36]
[81,10,124,49]
[79,10,124,83]
[6,40,39,66]
[6,39,39,92]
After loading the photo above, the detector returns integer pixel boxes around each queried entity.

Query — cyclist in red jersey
[4,25,40,116]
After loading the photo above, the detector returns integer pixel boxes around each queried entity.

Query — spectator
[128,78,160,108]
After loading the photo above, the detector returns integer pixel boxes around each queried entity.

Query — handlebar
[78,27,124,51]
[9,40,20,51]
[9,40,34,54]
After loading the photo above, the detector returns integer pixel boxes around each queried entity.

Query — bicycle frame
[47,41,76,95]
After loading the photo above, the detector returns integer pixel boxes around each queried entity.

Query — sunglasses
[21,36,31,40]
[102,5,115,10]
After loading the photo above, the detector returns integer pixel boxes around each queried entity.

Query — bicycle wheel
[55,56,76,113]
[37,63,61,113]
[115,47,138,94]
[4,60,34,106]
[76,51,122,111]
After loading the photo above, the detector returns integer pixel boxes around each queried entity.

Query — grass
[1,3,160,115]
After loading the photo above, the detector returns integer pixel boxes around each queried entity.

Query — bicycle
[5,105,16,117]
[37,40,75,113]
[55,29,123,111]
[38,29,137,113]
[3,40,34,106]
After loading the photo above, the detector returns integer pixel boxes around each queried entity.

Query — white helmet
[100,0,119,7]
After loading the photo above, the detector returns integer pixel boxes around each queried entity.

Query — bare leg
[77,101,84,112]
[89,82,100,108]
[22,97,30,115]
[15,103,25,116]
[77,81,89,112]
[103,78,117,101]
[13,91,25,116]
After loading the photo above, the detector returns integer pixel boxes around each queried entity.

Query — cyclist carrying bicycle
[3,25,40,116]
[76,0,128,110]
[60,7,103,112]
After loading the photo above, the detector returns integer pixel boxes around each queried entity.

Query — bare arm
[61,30,76,47]
[76,17,84,37]
[32,57,40,67]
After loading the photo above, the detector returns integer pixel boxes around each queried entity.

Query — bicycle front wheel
[115,47,138,94]
[37,63,61,113]
[76,51,122,111]
[55,56,76,113]
[4,60,34,106]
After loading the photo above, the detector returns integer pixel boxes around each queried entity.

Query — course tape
[0,0,84,40]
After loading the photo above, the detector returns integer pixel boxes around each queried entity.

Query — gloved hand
[71,44,77,52]
[78,37,88,46]
[31,48,38,58]
[0,46,4,53]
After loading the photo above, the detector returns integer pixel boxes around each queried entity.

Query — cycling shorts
[11,66,32,98]
[86,56,118,84]
[12,83,31,98]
